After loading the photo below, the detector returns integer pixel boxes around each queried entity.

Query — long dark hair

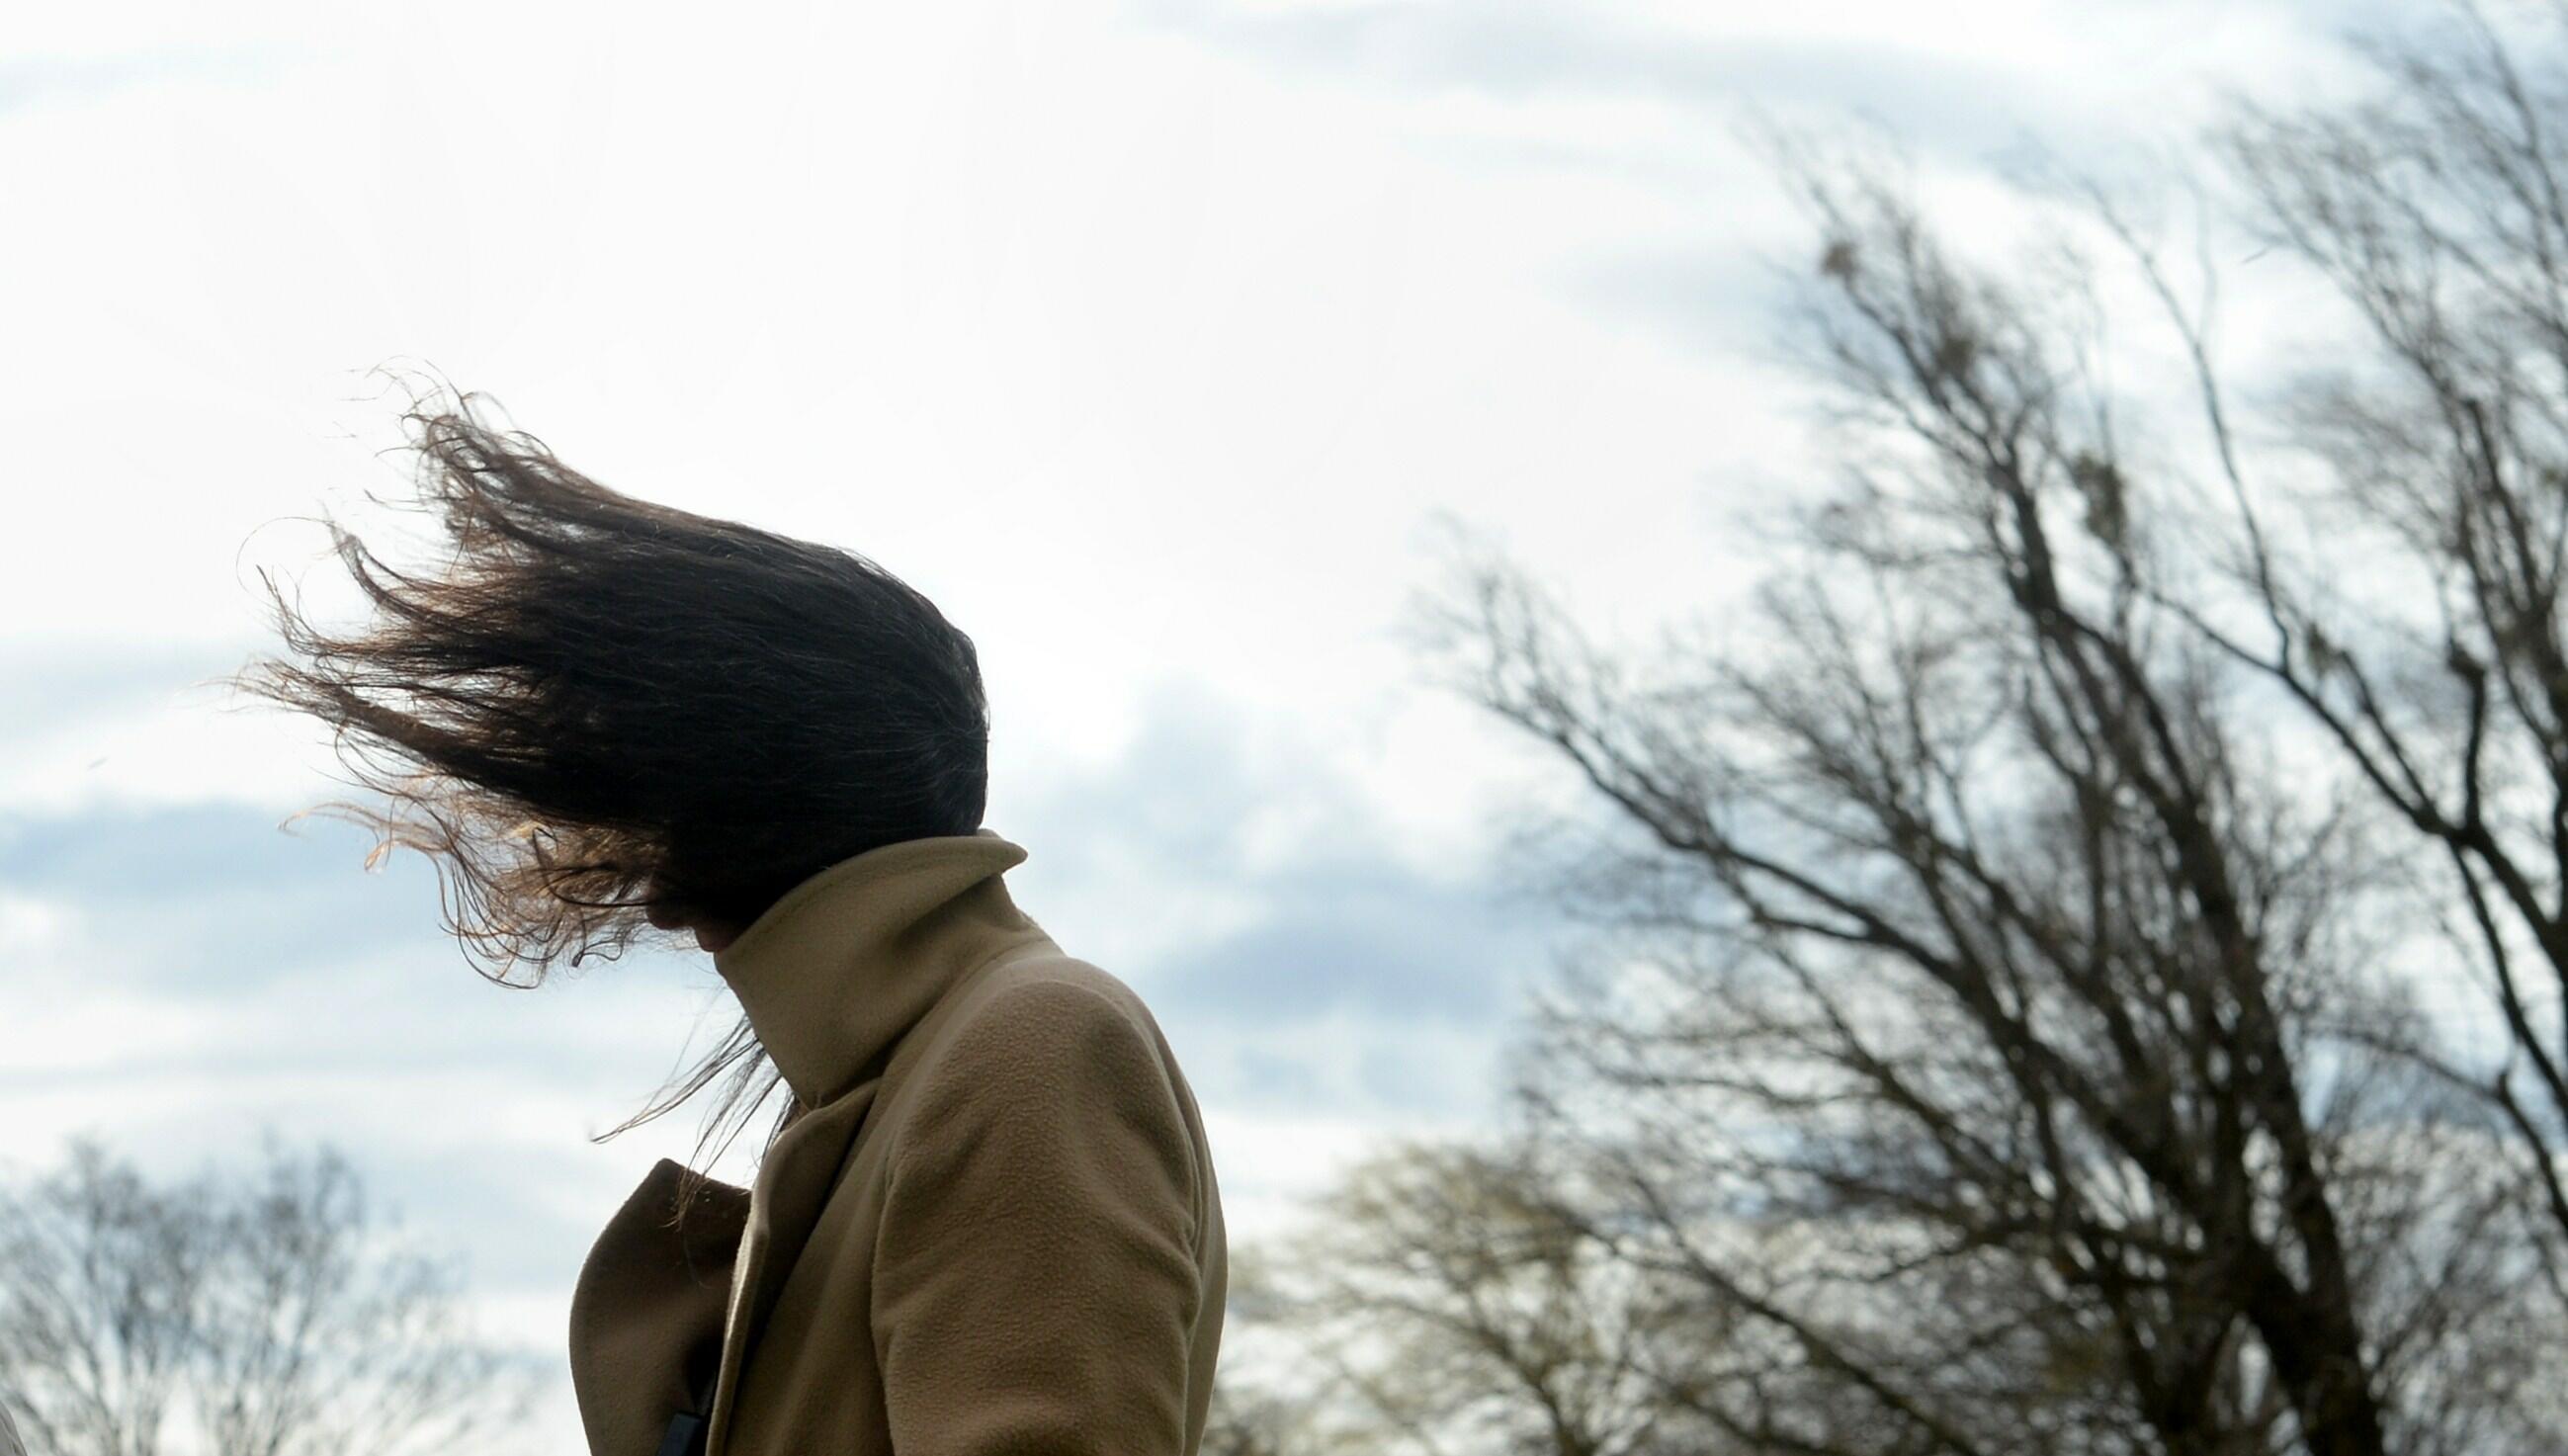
[241,388,990,1167]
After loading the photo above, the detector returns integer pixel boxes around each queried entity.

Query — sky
[1,0,2377,1446]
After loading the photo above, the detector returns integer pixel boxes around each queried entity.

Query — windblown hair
[241,391,990,1163]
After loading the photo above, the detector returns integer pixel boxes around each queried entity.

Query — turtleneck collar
[711,827,1057,1109]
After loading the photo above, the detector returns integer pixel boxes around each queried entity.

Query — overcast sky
[2,0,2374,1445]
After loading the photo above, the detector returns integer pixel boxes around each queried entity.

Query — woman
[244,397,1227,1455]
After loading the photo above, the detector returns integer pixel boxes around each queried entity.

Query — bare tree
[1200,1382,1327,1456]
[0,1138,537,1456]
[1202,1251,1379,1456]
[1388,11,2568,1454]
[1237,1138,1721,1456]
[2182,0,2568,1268]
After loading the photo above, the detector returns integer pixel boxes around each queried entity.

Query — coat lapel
[567,1158,752,1455]
[700,1080,879,1455]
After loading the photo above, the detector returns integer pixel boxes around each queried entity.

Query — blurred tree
[1202,1379,1347,1456]
[0,1138,536,1456]
[1242,1139,1712,1456]
[1376,6,2568,1455]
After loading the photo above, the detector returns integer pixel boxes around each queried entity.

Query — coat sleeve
[872,976,1203,1456]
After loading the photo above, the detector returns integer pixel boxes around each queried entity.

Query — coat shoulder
[877,951,1207,1223]
[973,951,1165,1032]
[914,951,1178,1093]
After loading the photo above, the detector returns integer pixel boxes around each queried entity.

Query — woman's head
[243,392,990,983]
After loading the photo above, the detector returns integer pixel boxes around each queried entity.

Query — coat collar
[712,827,1056,1109]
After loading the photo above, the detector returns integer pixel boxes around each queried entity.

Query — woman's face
[642,889,745,954]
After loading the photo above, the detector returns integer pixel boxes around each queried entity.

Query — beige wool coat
[567,830,1228,1456]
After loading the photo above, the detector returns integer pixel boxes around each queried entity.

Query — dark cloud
[0,797,711,1121]
[2,676,1584,1222]
[2,671,1572,1094]
[1133,851,1558,1118]
[997,681,1575,1115]
[1142,850,1546,1024]
[1004,681,1567,1027]
[0,800,464,994]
